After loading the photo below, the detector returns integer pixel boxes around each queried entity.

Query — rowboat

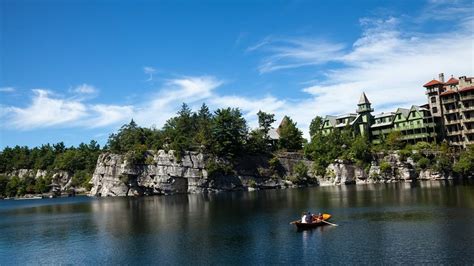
[291,213,333,230]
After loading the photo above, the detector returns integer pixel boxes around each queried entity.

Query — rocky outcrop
[2,169,73,193]
[89,150,317,197]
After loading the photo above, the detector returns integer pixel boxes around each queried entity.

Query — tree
[210,108,248,159]
[257,111,276,136]
[453,145,474,176]
[309,116,323,138]
[278,116,303,151]
[386,131,404,150]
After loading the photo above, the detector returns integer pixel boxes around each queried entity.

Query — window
[431,97,437,103]
[432,107,438,113]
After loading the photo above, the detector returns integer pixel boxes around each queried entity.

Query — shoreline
[3,178,471,201]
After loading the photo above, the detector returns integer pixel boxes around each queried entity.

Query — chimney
[439,73,445,83]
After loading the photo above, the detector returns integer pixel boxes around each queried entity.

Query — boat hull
[294,214,332,230]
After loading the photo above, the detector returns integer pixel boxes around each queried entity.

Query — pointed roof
[358,92,371,105]
[423,79,443,87]
[445,77,459,85]
[323,115,337,126]
[395,108,410,119]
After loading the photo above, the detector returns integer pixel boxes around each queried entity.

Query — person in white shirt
[301,212,307,223]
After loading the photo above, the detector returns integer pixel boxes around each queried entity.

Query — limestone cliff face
[90,150,208,197]
[3,169,73,193]
[89,150,317,197]
[319,151,451,185]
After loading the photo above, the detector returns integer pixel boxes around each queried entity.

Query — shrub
[380,161,392,176]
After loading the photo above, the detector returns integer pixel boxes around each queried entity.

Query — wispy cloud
[0,87,15,93]
[144,66,157,81]
[249,37,346,73]
[73,84,97,95]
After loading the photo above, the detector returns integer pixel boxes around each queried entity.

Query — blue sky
[1,0,473,148]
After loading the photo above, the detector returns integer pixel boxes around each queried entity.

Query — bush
[416,157,431,170]
[293,162,309,179]
[206,159,234,179]
[380,161,392,175]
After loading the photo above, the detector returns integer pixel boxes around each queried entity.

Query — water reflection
[0,181,473,264]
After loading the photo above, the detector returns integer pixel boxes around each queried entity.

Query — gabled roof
[423,79,443,87]
[358,92,371,105]
[445,77,459,85]
[395,108,410,119]
[323,115,337,127]
[268,128,280,140]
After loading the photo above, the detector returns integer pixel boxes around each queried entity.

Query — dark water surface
[1,182,474,265]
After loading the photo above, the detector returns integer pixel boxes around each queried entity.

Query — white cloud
[250,37,346,73]
[73,84,97,94]
[6,89,88,129]
[0,87,15,93]
[144,66,157,81]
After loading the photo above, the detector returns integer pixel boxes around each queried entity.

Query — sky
[1,0,473,148]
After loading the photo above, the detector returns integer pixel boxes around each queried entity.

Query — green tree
[210,108,248,159]
[453,145,474,176]
[309,116,323,138]
[278,116,303,151]
[386,131,404,150]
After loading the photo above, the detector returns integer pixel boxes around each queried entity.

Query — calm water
[1,182,474,265]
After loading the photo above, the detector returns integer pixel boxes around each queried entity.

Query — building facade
[434,75,474,147]
[320,73,474,146]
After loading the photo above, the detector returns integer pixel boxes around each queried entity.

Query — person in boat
[301,212,307,223]
[306,211,313,224]
[313,212,323,222]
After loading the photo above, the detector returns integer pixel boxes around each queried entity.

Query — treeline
[305,117,474,177]
[107,103,304,163]
[0,141,102,197]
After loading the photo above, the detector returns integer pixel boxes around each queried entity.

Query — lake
[1,181,473,265]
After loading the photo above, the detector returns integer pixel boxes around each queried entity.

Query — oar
[321,220,339,226]
[289,220,299,224]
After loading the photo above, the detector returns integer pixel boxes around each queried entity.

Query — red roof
[423,79,443,87]
[440,89,456,96]
[459,86,474,92]
[445,77,459,85]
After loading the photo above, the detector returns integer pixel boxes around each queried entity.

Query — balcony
[445,120,461,125]
[464,128,474,134]
[463,117,474,123]
[460,94,474,101]
[446,130,462,136]
[444,108,459,114]
[462,106,474,112]
[442,98,457,104]
[401,132,436,140]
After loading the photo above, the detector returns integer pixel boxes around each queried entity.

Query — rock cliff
[89,150,316,197]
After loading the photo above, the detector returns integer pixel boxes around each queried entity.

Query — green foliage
[304,128,354,176]
[278,116,304,151]
[386,131,404,150]
[205,160,234,179]
[125,144,148,165]
[309,116,323,138]
[379,161,392,175]
[453,145,474,176]
[257,111,276,136]
[416,157,431,170]
[210,108,247,159]
[293,162,308,179]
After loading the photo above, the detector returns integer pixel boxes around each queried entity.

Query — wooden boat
[292,213,332,230]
